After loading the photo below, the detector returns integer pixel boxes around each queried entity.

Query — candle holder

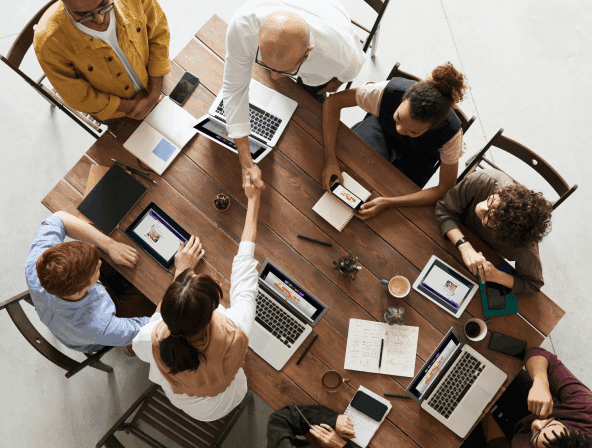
[213,193,230,211]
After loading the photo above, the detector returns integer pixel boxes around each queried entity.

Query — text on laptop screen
[260,263,325,322]
[131,207,187,263]
[408,331,461,400]
[419,259,474,309]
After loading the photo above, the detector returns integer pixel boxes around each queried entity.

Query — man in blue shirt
[25,211,156,353]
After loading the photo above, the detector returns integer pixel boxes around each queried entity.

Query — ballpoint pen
[111,158,156,184]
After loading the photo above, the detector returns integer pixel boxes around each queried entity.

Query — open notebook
[312,172,371,232]
[124,97,197,175]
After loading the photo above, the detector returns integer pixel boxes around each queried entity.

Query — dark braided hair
[402,62,467,127]
[159,270,222,374]
[542,427,592,448]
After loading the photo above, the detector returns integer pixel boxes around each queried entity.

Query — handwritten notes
[344,319,419,377]
[345,386,392,448]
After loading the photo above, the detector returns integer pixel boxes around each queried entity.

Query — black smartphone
[169,72,200,106]
[486,283,506,310]
[488,331,527,360]
[350,390,388,422]
[330,182,364,211]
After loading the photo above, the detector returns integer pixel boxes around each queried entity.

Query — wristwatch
[455,237,469,249]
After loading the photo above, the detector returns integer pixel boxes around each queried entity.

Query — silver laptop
[249,259,329,371]
[192,79,297,163]
[405,328,507,438]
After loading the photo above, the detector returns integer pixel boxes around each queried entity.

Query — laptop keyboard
[215,101,282,141]
[427,352,486,419]
[255,292,305,347]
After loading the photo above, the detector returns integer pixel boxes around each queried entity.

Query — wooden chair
[1,0,103,138]
[96,384,253,448]
[458,128,578,210]
[345,0,391,89]
[0,291,114,378]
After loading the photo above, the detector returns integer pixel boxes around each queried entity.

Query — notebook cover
[479,265,519,317]
[78,165,110,224]
[76,164,147,235]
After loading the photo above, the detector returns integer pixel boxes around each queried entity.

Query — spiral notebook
[344,386,392,448]
[312,172,371,232]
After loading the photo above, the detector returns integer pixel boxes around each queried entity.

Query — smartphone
[486,283,506,310]
[331,182,364,211]
[350,390,388,422]
[488,331,527,360]
[169,72,200,106]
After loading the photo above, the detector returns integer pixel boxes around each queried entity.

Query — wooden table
[42,15,564,448]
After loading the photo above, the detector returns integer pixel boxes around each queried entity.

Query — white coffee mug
[464,318,491,342]
[380,276,411,298]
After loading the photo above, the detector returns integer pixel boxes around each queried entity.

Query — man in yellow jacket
[34,0,171,122]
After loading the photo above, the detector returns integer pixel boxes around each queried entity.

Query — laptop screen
[408,330,462,401]
[416,258,474,311]
[259,262,325,323]
[193,117,267,159]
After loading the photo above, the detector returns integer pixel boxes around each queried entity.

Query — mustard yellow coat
[34,0,171,121]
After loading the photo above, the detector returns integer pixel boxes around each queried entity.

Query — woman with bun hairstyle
[322,62,468,219]
[132,175,261,421]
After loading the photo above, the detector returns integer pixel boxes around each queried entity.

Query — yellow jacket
[34,0,170,121]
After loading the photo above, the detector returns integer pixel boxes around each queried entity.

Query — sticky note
[152,138,176,162]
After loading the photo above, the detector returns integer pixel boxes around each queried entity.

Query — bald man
[224,0,366,191]
[34,0,170,123]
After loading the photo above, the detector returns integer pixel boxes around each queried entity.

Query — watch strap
[455,237,468,249]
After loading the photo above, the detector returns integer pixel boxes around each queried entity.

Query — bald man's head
[258,11,313,75]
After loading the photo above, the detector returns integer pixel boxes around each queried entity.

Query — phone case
[350,391,388,422]
[488,332,527,360]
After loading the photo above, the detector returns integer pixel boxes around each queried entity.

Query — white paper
[145,96,197,149]
[345,386,392,448]
[344,319,418,377]
[123,122,180,175]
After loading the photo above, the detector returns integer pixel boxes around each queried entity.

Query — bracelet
[455,237,469,249]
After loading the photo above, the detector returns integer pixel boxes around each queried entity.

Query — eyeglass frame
[254,46,308,77]
[482,195,497,229]
[65,2,115,24]
[529,418,563,448]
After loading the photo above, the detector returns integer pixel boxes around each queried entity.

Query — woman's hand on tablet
[107,240,139,268]
[174,235,205,278]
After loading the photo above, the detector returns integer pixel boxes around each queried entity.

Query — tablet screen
[416,259,474,311]
[130,207,187,264]
[194,118,267,159]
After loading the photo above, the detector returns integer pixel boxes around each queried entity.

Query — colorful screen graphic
[332,184,362,209]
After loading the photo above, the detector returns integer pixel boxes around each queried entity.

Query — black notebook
[77,164,147,235]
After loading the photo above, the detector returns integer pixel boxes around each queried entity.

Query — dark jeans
[296,77,330,103]
[98,261,156,319]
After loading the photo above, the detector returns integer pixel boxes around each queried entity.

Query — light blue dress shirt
[25,214,150,353]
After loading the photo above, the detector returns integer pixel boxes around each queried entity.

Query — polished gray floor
[1,0,591,447]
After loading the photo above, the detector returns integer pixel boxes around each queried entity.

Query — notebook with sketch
[344,319,419,377]
[124,97,197,175]
[344,386,392,448]
[312,172,371,232]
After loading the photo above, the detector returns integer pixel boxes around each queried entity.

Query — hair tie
[169,332,183,339]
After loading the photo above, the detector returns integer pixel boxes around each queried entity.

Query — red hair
[36,241,100,296]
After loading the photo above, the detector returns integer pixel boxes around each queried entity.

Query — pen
[378,339,384,369]
[111,158,151,176]
[296,333,318,365]
[384,394,411,399]
[297,235,332,247]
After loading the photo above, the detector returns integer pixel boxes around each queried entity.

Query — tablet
[126,203,191,269]
[413,255,479,318]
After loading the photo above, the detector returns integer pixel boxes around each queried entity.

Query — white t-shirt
[73,9,144,93]
[223,0,366,138]
[132,242,258,421]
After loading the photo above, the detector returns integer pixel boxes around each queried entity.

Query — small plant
[333,250,360,280]
[384,306,405,326]
[213,193,230,211]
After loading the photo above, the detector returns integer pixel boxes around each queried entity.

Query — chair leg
[87,358,114,373]
[370,24,380,59]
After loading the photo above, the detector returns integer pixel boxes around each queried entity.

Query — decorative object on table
[478,267,518,317]
[384,306,405,325]
[333,250,361,280]
[381,276,411,298]
[213,193,230,211]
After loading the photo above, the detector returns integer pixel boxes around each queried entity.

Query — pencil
[297,235,332,247]
[111,158,157,184]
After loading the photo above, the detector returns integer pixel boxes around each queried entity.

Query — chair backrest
[7,0,57,67]
[97,384,253,448]
[458,128,578,210]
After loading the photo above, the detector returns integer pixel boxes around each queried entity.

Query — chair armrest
[0,291,32,311]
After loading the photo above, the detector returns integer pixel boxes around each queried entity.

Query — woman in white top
[133,175,261,421]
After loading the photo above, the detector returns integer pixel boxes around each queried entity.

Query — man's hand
[335,415,355,439]
[528,379,554,418]
[244,173,261,202]
[242,164,265,191]
[174,235,205,277]
[458,244,488,277]
[107,240,139,268]
[322,158,344,191]
[318,78,344,95]
[309,424,348,448]
[356,197,390,220]
[128,91,159,120]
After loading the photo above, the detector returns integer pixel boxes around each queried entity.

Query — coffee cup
[321,370,350,393]
[464,318,491,342]
[380,276,411,298]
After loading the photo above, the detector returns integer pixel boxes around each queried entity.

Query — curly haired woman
[435,169,553,295]
[322,62,468,219]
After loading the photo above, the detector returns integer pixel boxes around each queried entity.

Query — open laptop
[405,328,507,438]
[192,79,298,163]
[249,259,329,371]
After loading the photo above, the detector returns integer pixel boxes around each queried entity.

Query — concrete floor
[1,0,590,447]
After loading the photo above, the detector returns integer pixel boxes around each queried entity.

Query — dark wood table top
[42,15,564,448]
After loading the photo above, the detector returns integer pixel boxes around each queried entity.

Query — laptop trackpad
[462,385,491,412]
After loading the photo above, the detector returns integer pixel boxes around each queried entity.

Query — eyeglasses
[254,46,307,77]
[530,418,563,448]
[66,2,115,24]
[482,195,496,229]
